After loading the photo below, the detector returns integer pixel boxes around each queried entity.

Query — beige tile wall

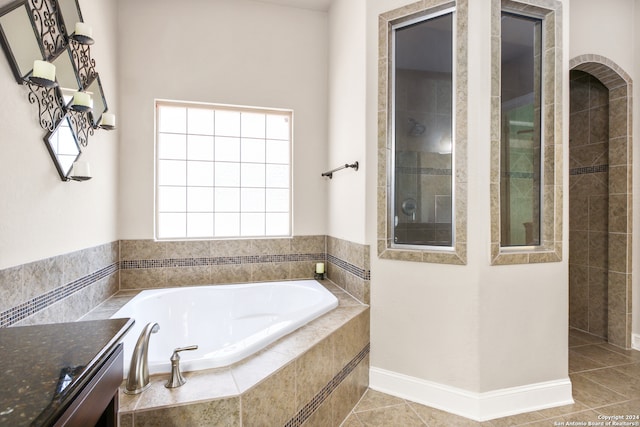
[119,236,326,290]
[327,236,370,304]
[569,71,609,338]
[1,235,373,327]
[0,242,119,327]
[569,54,634,349]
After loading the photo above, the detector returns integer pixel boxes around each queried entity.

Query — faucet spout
[124,322,159,394]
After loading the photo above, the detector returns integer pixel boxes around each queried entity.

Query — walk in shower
[392,9,454,248]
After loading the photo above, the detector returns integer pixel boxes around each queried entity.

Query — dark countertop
[0,318,133,427]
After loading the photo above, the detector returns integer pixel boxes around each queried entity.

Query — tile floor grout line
[570,345,635,367]
[591,398,636,412]
[595,343,640,357]
[573,372,636,401]
[570,361,625,374]
[405,401,430,426]
[352,402,409,414]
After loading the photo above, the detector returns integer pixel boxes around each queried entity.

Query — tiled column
[326,236,370,304]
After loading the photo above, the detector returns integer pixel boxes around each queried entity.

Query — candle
[315,262,325,274]
[70,161,91,179]
[100,113,115,127]
[32,60,56,81]
[75,22,92,38]
[72,91,93,108]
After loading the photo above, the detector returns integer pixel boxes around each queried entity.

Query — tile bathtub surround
[81,280,370,427]
[119,236,327,290]
[0,242,119,327]
[326,236,371,305]
[0,235,370,327]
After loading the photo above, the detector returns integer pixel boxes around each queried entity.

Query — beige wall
[365,0,570,400]
[570,0,635,73]
[116,0,329,239]
[327,0,367,244]
[635,0,640,342]
[0,0,119,269]
[569,0,639,344]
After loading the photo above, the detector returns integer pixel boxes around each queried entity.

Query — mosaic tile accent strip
[284,343,370,427]
[502,171,536,179]
[570,164,609,176]
[327,254,371,280]
[396,167,452,176]
[0,263,118,328]
[120,253,326,270]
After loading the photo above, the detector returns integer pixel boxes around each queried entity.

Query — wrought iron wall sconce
[0,0,115,181]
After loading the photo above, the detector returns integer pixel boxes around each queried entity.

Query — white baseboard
[369,367,574,422]
[633,333,640,351]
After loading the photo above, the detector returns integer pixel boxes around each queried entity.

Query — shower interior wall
[569,0,639,348]
[568,71,610,339]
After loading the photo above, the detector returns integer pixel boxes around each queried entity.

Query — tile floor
[340,329,640,426]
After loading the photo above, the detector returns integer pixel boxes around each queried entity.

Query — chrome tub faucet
[124,322,159,394]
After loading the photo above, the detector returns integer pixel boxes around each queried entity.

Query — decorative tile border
[0,263,118,328]
[120,253,326,270]
[1,236,372,328]
[396,167,452,176]
[569,165,608,176]
[327,254,370,281]
[285,343,370,427]
[504,171,536,179]
[326,237,371,304]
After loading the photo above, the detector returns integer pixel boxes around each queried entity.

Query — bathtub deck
[80,279,370,426]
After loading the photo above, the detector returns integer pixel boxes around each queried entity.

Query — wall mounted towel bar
[321,161,359,179]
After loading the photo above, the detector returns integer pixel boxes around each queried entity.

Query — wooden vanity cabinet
[54,344,123,427]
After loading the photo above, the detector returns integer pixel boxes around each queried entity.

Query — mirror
[86,75,107,128]
[0,0,112,182]
[51,46,80,104]
[44,114,80,180]
[0,0,43,83]
[56,0,82,38]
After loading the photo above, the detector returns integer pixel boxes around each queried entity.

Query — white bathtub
[111,280,338,375]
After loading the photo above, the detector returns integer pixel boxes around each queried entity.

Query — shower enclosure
[500,12,542,247]
[392,10,454,248]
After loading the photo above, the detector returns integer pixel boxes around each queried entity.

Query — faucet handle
[172,345,198,358]
[165,345,198,389]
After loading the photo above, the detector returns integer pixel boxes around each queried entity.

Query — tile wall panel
[0,242,120,327]
[1,235,372,336]
[119,236,326,290]
[568,55,633,348]
[569,71,610,339]
[326,236,371,304]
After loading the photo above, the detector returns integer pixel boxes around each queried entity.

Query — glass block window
[155,101,292,239]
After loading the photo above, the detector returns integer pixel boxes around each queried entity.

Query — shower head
[408,118,426,136]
